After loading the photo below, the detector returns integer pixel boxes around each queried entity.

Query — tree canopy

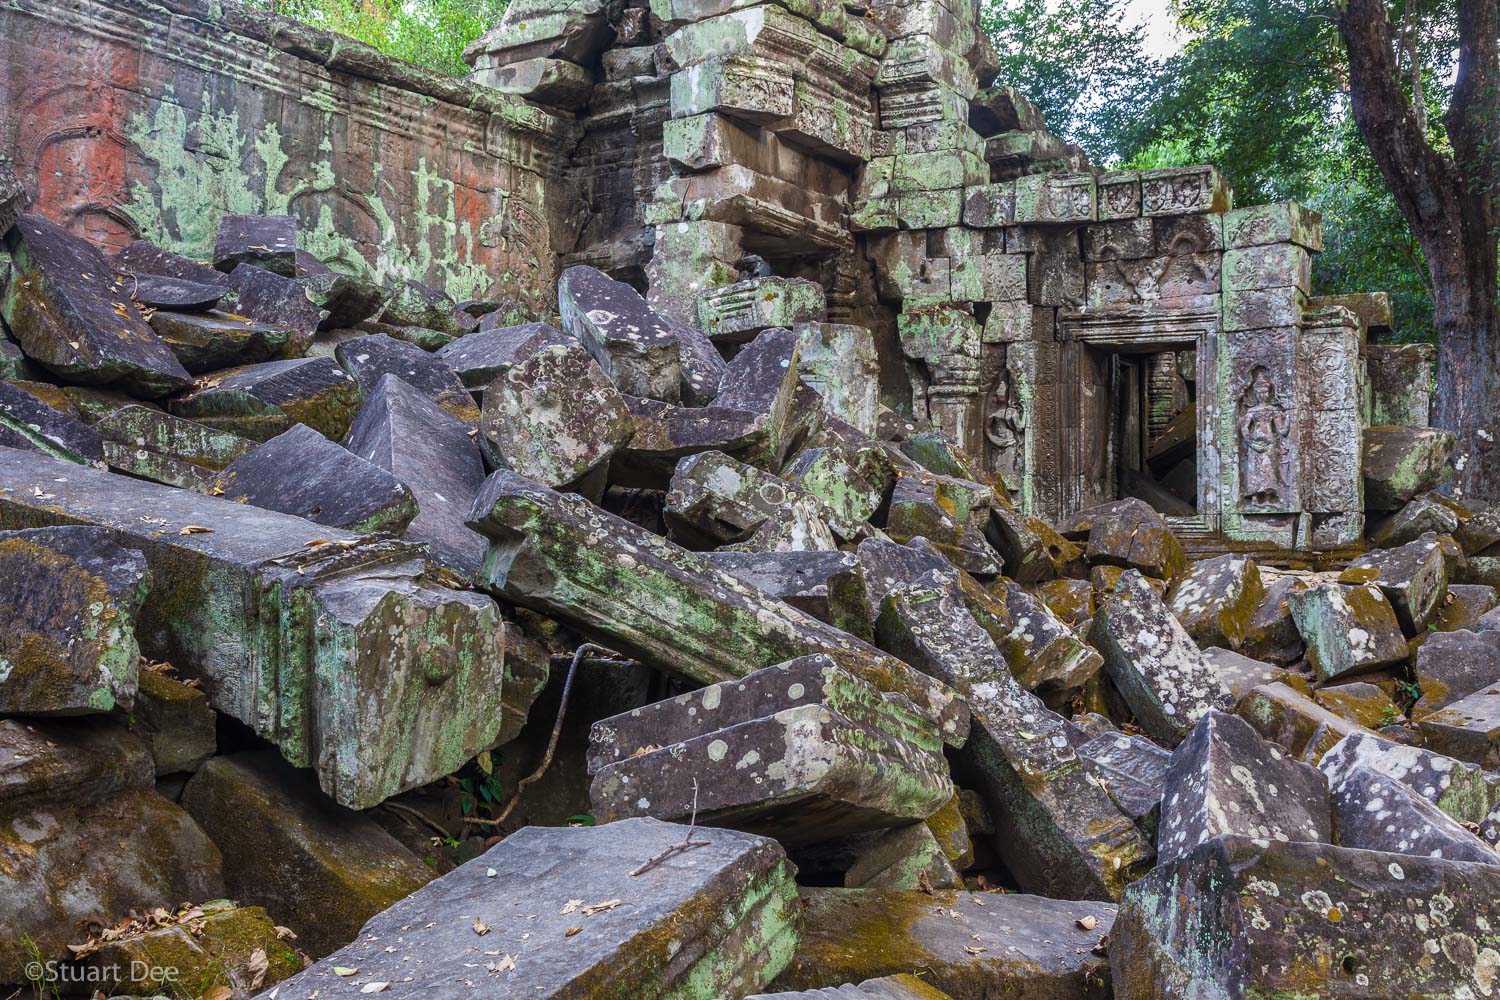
[249,0,505,76]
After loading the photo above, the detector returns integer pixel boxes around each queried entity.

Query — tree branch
[1446,0,1500,233]
[1335,0,1462,242]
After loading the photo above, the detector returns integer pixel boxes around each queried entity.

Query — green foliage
[247,0,508,76]
[980,0,1159,160]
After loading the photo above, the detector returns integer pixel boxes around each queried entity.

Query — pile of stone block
[1,172,1498,1000]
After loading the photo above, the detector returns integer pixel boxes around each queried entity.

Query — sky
[1128,0,1189,59]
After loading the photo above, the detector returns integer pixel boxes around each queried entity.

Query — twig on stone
[630,779,709,876]
[464,642,609,829]
[379,801,454,842]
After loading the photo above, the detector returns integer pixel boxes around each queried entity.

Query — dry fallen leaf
[360,984,389,994]
[964,945,986,956]
[247,948,270,990]
[275,925,298,941]
[582,899,621,915]
[203,988,233,1000]
[492,955,517,973]
[333,967,359,977]
[561,899,582,914]
[564,926,582,937]
[1077,915,1098,931]
[473,918,491,936]
[179,525,213,535]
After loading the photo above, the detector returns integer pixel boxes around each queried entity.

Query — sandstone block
[262,818,801,999]
[171,356,362,442]
[879,585,1151,899]
[1088,570,1233,746]
[467,471,968,743]
[345,374,490,579]
[1414,628,1500,715]
[0,525,148,714]
[1345,533,1449,634]
[214,214,297,276]
[0,447,518,808]
[434,321,570,389]
[481,342,634,491]
[211,422,417,534]
[129,668,217,776]
[589,658,955,847]
[1287,582,1408,680]
[1166,553,1264,649]
[336,332,479,425]
[151,309,296,373]
[1157,709,1331,864]
[3,215,191,396]
[1363,425,1456,510]
[772,889,1113,997]
[559,264,684,402]
[1113,836,1500,999]
[184,751,435,958]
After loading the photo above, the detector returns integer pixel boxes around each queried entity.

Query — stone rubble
[0,3,1495,985]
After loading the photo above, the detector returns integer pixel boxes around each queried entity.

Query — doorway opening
[1088,344,1199,516]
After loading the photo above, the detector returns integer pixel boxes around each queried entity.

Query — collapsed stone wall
[0,0,568,310]
[464,0,1436,554]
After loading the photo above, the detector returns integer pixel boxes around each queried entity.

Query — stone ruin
[0,0,1498,996]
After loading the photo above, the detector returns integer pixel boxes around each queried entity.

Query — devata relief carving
[985,367,1027,492]
[1238,366,1290,506]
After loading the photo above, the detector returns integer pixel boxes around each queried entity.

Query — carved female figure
[985,369,1027,490]
[1238,367,1289,504]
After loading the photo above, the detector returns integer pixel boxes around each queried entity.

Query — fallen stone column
[260,817,802,999]
[467,470,969,744]
[0,446,528,809]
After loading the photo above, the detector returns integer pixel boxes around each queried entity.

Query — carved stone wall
[0,0,571,308]
[459,0,1378,552]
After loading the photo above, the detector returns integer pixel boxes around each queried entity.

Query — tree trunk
[1337,0,1500,504]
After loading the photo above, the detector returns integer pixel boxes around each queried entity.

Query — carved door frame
[1056,307,1222,539]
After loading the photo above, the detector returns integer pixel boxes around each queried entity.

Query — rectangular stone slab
[184,750,436,959]
[2,215,192,397]
[467,470,968,745]
[1318,730,1494,826]
[0,525,148,715]
[748,974,956,999]
[588,654,946,771]
[259,817,801,1000]
[1088,569,1233,746]
[336,332,479,426]
[150,309,296,373]
[559,264,683,402]
[590,701,955,847]
[211,422,418,535]
[0,379,105,465]
[171,356,363,442]
[1112,835,1500,999]
[214,214,297,276]
[0,716,153,816]
[0,446,520,808]
[1327,761,1499,864]
[770,889,1113,998]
